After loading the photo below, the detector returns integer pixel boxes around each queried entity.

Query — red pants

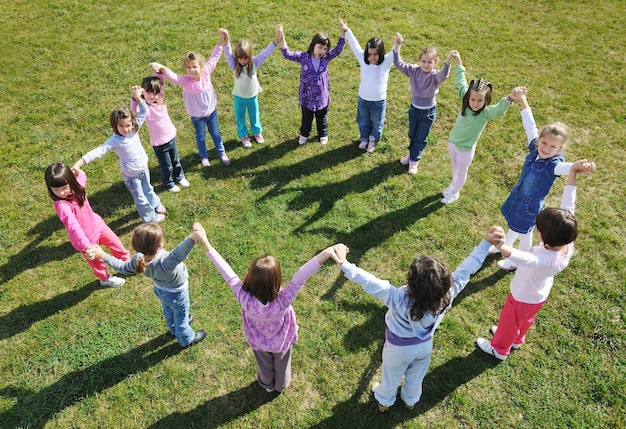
[491,293,545,356]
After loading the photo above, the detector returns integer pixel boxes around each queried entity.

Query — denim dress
[501,138,564,233]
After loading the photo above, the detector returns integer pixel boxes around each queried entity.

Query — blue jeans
[356,97,386,142]
[407,105,436,161]
[300,106,329,138]
[190,111,225,160]
[122,168,161,223]
[234,95,261,138]
[153,137,185,190]
[153,286,195,346]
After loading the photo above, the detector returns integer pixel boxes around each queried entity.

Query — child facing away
[86,222,209,348]
[279,20,347,145]
[477,161,596,360]
[329,234,499,412]
[393,33,453,174]
[342,19,394,153]
[73,86,166,223]
[45,162,130,288]
[193,230,337,393]
[441,51,517,204]
[150,29,230,167]
[490,89,592,271]
[132,75,189,194]
[222,27,281,148]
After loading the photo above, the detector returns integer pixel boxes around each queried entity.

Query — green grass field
[1,1,624,428]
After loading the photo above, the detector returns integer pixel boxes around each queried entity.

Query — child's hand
[218,28,229,46]
[274,23,284,45]
[485,226,505,248]
[339,18,348,33]
[395,32,404,45]
[71,167,83,178]
[131,85,143,101]
[150,62,166,74]
[331,243,349,265]
[85,244,105,261]
[571,159,596,175]
[445,50,456,65]
[449,50,461,65]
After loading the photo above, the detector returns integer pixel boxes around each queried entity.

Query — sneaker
[168,185,181,193]
[401,400,415,410]
[320,136,329,145]
[400,154,410,165]
[241,137,252,148]
[371,382,389,412]
[441,192,459,204]
[100,275,125,288]
[156,205,167,214]
[178,178,190,188]
[476,337,507,360]
[497,258,518,271]
[488,245,500,255]
[220,154,231,165]
[298,135,308,145]
[265,388,275,393]
[442,185,454,197]
[183,329,206,348]
[408,160,418,175]
[254,134,265,144]
[366,141,376,153]
[201,158,210,167]
[489,326,521,350]
[155,213,166,223]
[358,141,368,150]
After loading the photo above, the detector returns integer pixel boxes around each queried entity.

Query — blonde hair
[131,222,165,274]
[182,52,205,70]
[538,122,569,150]
[234,40,254,78]
[420,46,439,63]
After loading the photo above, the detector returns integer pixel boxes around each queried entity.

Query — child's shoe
[241,137,252,148]
[298,135,308,145]
[320,136,329,145]
[156,205,167,214]
[371,382,389,412]
[442,184,454,197]
[100,275,125,288]
[155,213,166,223]
[183,329,207,349]
[497,258,518,271]
[201,158,210,167]
[476,337,507,360]
[441,192,459,204]
[401,399,415,410]
[358,141,368,150]
[489,326,521,350]
[168,185,181,193]
[400,154,410,165]
[178,178,190,188]
[220,154,231,165]
[408,160,419,175]
[254,134,265,144]
[488,245,500,255]
[366,141,376,153]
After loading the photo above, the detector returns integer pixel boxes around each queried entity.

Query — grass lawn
[0,0,624,428]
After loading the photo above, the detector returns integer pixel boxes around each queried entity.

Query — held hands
[314,243,349,265]
[149,62,166,74]
[484,226,506,249]
[395,32,404,46]
[85,244,106,261]
[338,18,348,35]
[218,28,229,46]
[131,85,143,102]
[275,23,285,46]
[189,222,212,252]
[449,50,461,65]
[571,159,596,175]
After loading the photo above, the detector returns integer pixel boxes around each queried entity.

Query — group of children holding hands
[43,18,596,412]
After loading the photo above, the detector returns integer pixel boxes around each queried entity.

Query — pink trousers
[447,142,476,195]
[491,293,545,356]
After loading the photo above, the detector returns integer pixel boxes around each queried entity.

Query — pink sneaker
[358,141,368,150]
[408,160,418,174]
[155,213,166,223]
[366,141,376,153]
[156,205,167,214]
[241,137,252,148]
[400,154,410,165]
[220,154,230,165]
[201,158,210,167]
[254,134,265,143]
[298,135,308,145]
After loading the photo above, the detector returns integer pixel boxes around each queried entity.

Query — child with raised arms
[132,75,189,193]
[87,222,209,348]
[73,86,166,223]
[45,162,130,288]
[393,33,453,174]
[279,20,347,145]
[194,230,337,393]
[342,19,394,153]
[222,26,281,148]
[150,29,230,167]
[441,51,517,204]
[477,160,596,360]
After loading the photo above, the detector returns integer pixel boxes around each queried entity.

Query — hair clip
[471,78,491,92]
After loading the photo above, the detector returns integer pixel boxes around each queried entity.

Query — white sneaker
[168,185,181,193]
[298,135,308,145]
[366,141,376,153]
[319,136,328,145]
[476,337,507,360]
[220,154,231,165]
[488,245,500,255]
[100,275,125,288]
[358,141,368,150]
[442,185,454,197]
[497,258,518,271]
[490,326,521,349]
[178,178,190,188]
[254,134,265,144]
[400,154,410,165]
[408,160,418,175]
[441,192,459,204]
[241,137,252,148]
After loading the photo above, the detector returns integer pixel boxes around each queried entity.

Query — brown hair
[234,40,254,78]
[242,254,282,304]
[406,255,452,320]
[536,208,578,247]
[131,222,165,274]
[45,162,86,207]
[110,106,138,136]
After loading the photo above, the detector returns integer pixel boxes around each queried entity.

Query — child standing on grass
[150,29,230,167]
[45,162,130,288]
[441,51,517,204]
[477,161,596,360]
[132,75,189,194]
[329,231,497,411]
[393,33,453,174]
[86,222,208,349]
[279,20,347,145]
[490,89,592,271]
[343,20,394,153]
[222,27,281,148]
[194,229,337,393]
[73,86,166,223]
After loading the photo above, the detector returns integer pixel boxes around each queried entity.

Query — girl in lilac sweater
[196,230,336,393]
